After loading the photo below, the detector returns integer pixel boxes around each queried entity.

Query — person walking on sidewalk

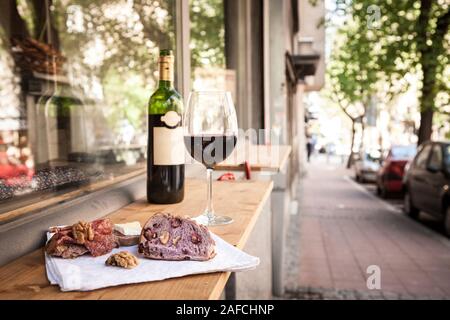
[306,136,315,162]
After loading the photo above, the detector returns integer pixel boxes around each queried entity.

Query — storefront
[0,0,324,274]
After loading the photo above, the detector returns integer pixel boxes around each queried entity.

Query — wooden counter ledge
[215,144,292,172]
[0,178,273,300]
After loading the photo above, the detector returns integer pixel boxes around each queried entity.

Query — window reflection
[190,0,235,99]
[0,0,176,212]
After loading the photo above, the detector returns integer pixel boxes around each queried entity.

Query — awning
[286,52,321,83]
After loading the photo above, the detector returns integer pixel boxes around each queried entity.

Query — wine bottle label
[150,111,185,165]
[159,55,174,82]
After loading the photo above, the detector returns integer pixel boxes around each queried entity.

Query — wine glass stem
[205,168,214,221]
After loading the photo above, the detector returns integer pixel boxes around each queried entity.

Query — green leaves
[190,0,225,69]
[328,0,449,120]
[328,19,377,113]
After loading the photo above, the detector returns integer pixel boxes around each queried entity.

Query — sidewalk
[285,157,450,299]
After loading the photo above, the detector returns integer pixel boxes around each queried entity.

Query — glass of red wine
[183,91,238,226]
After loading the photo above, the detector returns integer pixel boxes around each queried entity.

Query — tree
[327,21,379,167]
[349,0,450,145]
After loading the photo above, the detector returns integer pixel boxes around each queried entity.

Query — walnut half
[105,251,139,269]
[159,230,170,245]
[172,235,181,246]
[72,221,94,244]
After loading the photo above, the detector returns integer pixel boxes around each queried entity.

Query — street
[285,155,450,299]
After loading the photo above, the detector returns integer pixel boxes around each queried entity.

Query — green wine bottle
[147,49,185,204]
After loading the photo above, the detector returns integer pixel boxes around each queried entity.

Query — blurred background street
[285,154,450,299]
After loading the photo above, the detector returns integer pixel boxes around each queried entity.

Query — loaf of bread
[138,213,216,261]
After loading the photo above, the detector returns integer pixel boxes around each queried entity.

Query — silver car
[354,151,381,183]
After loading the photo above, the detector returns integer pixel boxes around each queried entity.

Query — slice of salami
[84,233,118,257]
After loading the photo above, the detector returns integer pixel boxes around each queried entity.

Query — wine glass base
[193,214,234,226]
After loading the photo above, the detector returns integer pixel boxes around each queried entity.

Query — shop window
[0,0,177,214]
[189,0,235,98]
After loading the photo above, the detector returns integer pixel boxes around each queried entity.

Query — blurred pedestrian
[306,137,313,162]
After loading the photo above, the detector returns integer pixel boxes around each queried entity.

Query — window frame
[175,0,191,100]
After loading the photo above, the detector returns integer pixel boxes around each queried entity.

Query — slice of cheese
[114,221,142,236]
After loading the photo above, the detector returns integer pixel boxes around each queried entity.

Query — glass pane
[415,145,431,169]
[428,145,442,170]
[0,0,176,213]
[390,145,416,160]
[190,0,235,97]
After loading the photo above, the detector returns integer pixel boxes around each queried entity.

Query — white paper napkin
[45,233,259,292]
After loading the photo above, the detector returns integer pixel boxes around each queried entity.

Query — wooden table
[215,144,292,173]
[0,179,273,300]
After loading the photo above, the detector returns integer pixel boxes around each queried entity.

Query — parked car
[403,141,450,237]
[354,150,381,183]
[376,145,417,197]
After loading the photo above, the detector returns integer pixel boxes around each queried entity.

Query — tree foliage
[347,0,450,144]
[190,0,225,70]
[326,17,381,166]
[328,20,379,117]
[50,0,176,136]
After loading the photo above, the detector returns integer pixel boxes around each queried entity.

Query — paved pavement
[284,156,450,299]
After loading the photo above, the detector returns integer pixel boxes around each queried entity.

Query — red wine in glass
[184,134,237,169]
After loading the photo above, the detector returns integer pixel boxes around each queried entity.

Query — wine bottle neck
[159,54,174,87]
[158,80,173,88]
